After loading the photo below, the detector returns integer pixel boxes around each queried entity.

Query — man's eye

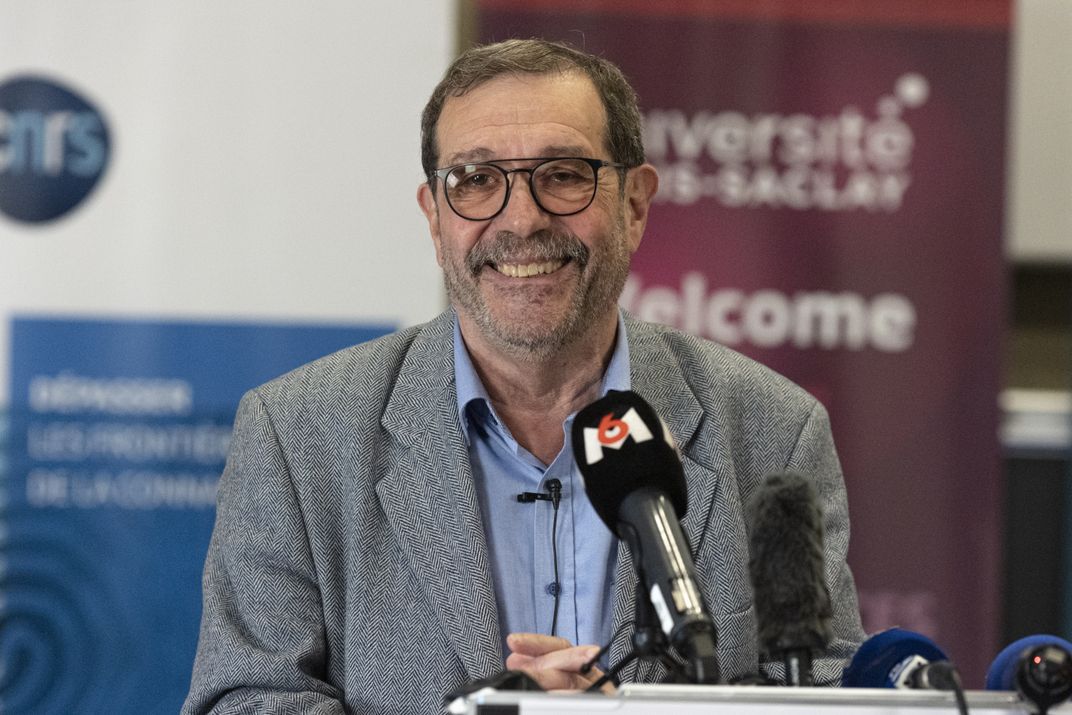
[548,169,580,182]
[465,173,494,186]
[539,162,592,188]
[451,167,501,191]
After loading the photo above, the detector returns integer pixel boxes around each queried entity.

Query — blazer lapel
[607,316,723,684]
[376,313,503,680]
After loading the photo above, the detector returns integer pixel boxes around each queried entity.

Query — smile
[492,260,567,278]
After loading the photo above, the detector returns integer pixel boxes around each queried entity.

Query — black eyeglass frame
[430,156,630,221]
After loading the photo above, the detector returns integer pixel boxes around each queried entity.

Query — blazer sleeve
[182,390,346,714]
[776,399,865,685]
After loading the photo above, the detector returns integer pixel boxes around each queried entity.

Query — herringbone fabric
[183,310,864,714]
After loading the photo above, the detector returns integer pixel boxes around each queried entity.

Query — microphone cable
[910,661,969,715]
[548,478,561,637]
[580,619,636,678]
[517,478,563,637]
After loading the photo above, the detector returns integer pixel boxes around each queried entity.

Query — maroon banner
[478,0,1008,685]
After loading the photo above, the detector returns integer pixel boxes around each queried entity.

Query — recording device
[986,635,1072,715]
[748,472,832,686]
[842,628,960,690]
[571,390,718,684]
[516,478,562,506]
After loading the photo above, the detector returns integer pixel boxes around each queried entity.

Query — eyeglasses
[431,157,628,221]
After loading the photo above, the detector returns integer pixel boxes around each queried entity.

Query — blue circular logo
[0,75,111,223]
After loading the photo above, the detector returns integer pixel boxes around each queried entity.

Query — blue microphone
[842,628,960,690]
[986,635,1072,715]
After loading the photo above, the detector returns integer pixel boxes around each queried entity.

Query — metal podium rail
[458,685,1072,714]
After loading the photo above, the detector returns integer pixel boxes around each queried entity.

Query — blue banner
[2,316,391,714]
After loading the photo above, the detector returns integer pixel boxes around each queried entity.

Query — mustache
[465,230,589,275]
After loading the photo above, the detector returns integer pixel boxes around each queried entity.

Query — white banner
[0,3,452,712]
[0,1,452,402]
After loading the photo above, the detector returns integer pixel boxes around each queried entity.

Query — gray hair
[420,38,645,184]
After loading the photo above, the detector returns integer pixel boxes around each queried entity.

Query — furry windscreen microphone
[571,389,687,536]
[748,472,832,685]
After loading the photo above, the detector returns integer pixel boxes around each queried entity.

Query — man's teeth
[494,260,565,278]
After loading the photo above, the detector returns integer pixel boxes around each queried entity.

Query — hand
[505,633,615,694]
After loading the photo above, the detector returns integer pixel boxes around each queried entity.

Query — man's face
[417,71,656,359]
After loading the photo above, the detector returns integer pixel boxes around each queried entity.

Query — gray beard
[442,223,630,361]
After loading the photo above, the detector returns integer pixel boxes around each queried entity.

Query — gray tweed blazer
[183,310,863,714]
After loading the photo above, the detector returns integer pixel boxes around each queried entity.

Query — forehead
[436,71,608,165]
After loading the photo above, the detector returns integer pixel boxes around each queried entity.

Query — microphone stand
[586,582,690,692]
[782,647,814,687]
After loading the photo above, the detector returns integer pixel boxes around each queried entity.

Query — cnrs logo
[582,408,655,465]
[0,75,111,223]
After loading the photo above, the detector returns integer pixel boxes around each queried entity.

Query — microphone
[517,478,562,506]
[842,628,959,689]
[748,472,832,686]
[986,635,1072,715]
[571,390,718,684]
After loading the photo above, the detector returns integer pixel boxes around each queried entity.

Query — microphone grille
[571,390,686,535]
[748,472,832,653]
[842,628,948,688]
[986,635,1072,691]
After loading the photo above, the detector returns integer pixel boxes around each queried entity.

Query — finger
[506,643,601,691]
[513,663,590,692]
[504,652,536,671]
[506,632,574,657]
[506,646,599,674]
[511,644,604,692]
[530,644,601,674]
[541,649,617,695]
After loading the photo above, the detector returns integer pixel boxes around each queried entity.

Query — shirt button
[545,581,560,597]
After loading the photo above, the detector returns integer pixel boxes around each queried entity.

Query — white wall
[1008,0,1072,263]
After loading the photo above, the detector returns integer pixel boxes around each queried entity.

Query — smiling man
[417,68,654,467]
[184,40,864,714]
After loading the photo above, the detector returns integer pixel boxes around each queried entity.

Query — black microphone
[748,472,832,686]
[571,389,718,685]
[986,635,1072,715]
[517,478,562,506]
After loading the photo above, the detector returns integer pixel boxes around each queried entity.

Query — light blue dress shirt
[453,315,629,666]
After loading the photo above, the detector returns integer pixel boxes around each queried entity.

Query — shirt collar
[453,312,632,445]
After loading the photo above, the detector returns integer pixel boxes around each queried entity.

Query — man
[184,39,864,714]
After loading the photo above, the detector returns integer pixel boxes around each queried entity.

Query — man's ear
[417,182,445,266]
[624,164,659,253]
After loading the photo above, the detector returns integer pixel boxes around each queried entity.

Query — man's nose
[499,172,552,230]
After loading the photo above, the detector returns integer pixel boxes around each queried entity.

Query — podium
[456,685,1072,714]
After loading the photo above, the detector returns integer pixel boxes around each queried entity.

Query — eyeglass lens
[443,159,598,220]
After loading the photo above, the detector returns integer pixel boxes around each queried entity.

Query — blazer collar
[377,310,505,680]
[625,312,704,450]
[381,310,456,444]
[607,314,719,681]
